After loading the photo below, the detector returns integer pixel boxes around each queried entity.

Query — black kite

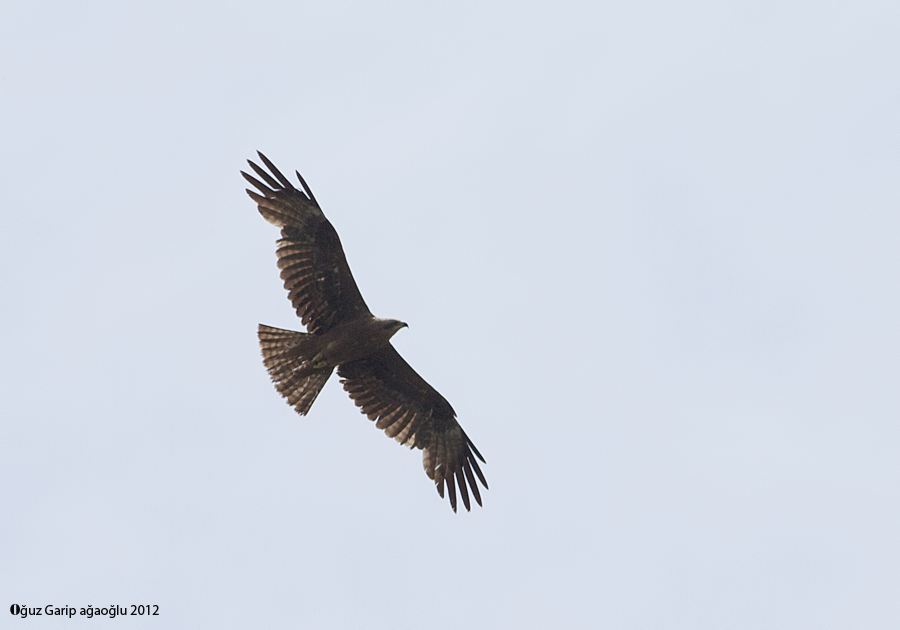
[242,153,488,512]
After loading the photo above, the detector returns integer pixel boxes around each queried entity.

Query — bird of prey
[242,152,487,512]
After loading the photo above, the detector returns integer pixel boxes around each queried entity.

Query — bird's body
[242,153,487,511]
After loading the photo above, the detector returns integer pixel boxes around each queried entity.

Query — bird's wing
[242,152,371,333]
[338,345,488,512]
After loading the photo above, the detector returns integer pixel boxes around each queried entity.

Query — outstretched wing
[242,152,371,334]
[338,346,488,512]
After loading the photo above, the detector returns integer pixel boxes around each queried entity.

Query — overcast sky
[2,1,899,628]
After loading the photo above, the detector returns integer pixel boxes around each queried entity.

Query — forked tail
[258,324,332,415]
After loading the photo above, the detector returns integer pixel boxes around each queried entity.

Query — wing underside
[242,153,371,334]
[339,345,488,512]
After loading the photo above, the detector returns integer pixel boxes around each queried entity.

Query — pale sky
[2,1,899,628]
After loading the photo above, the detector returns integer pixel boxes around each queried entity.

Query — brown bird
[242,152,487,511]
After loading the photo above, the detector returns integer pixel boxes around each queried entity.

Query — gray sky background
[2,1,899,627]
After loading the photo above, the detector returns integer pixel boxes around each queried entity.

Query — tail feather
[258,324,332,415]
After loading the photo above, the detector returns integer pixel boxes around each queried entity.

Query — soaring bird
[242,153,487,511]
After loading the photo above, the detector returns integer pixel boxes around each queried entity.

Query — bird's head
[378,318,409,338]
